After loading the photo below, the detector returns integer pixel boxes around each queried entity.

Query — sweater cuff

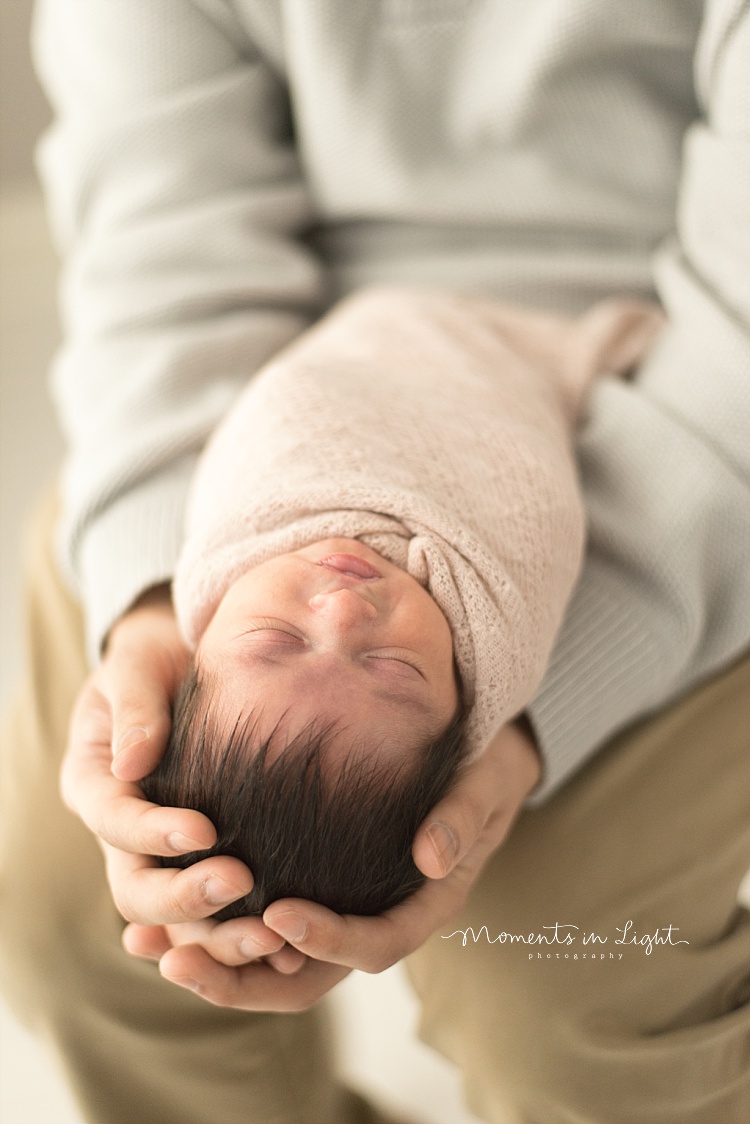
[524,557,665,805]
[68,457,198,665]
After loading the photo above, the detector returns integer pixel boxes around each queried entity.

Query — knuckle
[367,950,398,974]
[362,938,400,973]
[319,930,345,961]
[177,872,216,922]
[76,708,112,749]
[111,886,139,925]
[90,819,113,850]
[460,792,487,839]
[286,990,317,1013]
[114,800,159,855]
[204,980,230,1008]
[165,885,195,925]
[131,802,158,847]
[210,967,248,1010]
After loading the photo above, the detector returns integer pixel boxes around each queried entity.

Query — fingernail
[426,822,457,873]
[267,910,307,944]
[204,876,248,906]
[239,935,276,959]
[165,974,201,994]
[167,832,209,854]
[115,726,148,757]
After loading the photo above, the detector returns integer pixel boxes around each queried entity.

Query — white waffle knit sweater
[33,1,750,801]
[174,287,663,759]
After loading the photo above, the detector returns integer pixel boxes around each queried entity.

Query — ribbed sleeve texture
[528,2,750,800]
[33,0,325,662]
[33,0,750,801]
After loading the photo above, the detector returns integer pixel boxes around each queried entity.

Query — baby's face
[197,538,460,764]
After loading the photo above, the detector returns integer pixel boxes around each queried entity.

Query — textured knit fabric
[175,287,663,757]
[33,1,750,800]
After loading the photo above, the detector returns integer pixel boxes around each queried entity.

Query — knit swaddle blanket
[174,287,663,758]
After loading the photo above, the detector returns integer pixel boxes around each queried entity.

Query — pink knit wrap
[174,287,663,757]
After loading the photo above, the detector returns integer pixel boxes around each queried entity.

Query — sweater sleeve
[32,0,325,662]
[527,0,750,803]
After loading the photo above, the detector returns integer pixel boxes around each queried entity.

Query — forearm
[33,0,325,660]
[527,1,750,802]
[528,372,750,802]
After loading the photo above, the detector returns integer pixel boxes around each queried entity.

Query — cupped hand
[123,720,541,1010]
[60,587,254,926]
[124,915,309,978]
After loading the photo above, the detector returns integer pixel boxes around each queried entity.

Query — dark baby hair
[141,665,466,920]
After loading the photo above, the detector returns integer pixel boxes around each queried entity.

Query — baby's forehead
[200,668,439,768]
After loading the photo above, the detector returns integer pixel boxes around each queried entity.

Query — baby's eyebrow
[368,684,438,718]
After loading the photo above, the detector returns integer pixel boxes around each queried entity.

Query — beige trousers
[1,491,749,1124]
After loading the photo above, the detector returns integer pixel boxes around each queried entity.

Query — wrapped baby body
[174,286,663,759]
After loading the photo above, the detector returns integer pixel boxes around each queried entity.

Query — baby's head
[142,539,466,918]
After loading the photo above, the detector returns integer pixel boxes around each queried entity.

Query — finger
[104,635,186,782]
[77,778,216,858]
[61,677,114,818]
[63,691,216,856]
[173,917,287,966]
[112,731,168,784]
[412,765,498,880]
[262,898,420,974]
[158,945,348,1012]
[412,724,535,879]
[103,845,253,926]
[167,918,305,973]
[122,924,172,961]
[126,915,306,974]
[264,946,307,975]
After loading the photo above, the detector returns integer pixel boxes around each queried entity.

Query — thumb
[412,721,541,880]
[105,620,189,782]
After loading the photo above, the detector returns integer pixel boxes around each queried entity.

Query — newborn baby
[142,287,663,918]
[146,535,466,920]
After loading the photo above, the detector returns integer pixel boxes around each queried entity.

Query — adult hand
[123,719,541,1011]
[60,587,255,926]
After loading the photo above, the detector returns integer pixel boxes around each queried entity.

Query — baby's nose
[308,587,378,627]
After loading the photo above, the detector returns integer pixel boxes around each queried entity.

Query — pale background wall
[0,3,480,1121]
[0,0,51,185]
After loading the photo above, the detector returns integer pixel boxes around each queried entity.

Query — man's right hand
[122,719,541,1011]
[60,588,255,926]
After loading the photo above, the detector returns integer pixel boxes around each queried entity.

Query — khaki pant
[2,491,749,1124]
